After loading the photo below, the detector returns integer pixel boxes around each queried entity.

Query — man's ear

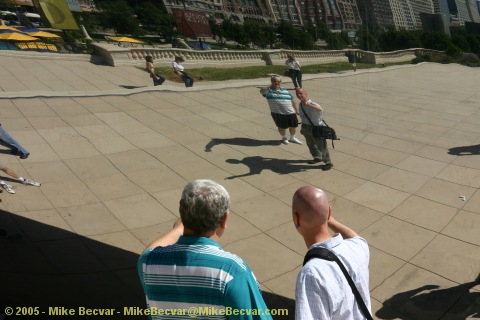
[293,211,300,229]
[220,211,229,229]
[328,206,331,220]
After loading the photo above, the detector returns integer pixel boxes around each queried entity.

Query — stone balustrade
[92,43,445,68]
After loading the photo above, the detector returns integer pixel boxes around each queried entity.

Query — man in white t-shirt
[292,186,371,320]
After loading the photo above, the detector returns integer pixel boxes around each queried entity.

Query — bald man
[296,88,332,170]
[292,186,371,319]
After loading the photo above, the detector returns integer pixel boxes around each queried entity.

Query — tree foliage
[276,20,314,50]
[97,0,143,36]
[134,1,175,39]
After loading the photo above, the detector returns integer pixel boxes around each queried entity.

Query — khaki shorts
[0,159,6,170]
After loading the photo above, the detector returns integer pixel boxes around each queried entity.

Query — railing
[91,43,445,67]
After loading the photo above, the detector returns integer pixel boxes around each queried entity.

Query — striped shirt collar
[177,235,222,249]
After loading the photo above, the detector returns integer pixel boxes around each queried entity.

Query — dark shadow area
[0,208,145,320]
[225,156,319,179]
[448,144,480,156]
[0,208,297,319]
[376,277,480,320]
[119,85,148,90]
[89,55,109,66]
[262,291,295,319]
[0,149,14,156]
[205,138,282,152]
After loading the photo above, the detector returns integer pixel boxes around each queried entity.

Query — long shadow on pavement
[375,279,480,320]
[205,138,282,152]
[448,144,480,156]
[225,156,319,179]
[0,208,295,319]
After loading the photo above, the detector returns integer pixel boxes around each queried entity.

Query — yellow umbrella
[24,30,61,38]
[108,36,144,44]
[0,25,18,31]
[0,32,39,41]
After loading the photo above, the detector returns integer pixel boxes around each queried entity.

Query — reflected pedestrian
[296,88,333,170]
[145,55,165,86]
[285,54,302,88]
[260,75,302,145]
[172,56,194,87]
[0,124,29,159]
[0,159,41,194]
[345,50,357,71]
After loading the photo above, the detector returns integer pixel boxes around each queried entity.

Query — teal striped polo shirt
[138,236,272,320]
[264,87,295,115]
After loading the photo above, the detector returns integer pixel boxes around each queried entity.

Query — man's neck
[184,229,220,242]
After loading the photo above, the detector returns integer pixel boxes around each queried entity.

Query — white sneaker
[1,183,15,194]
[289,137,303,145]
[282,137,289,145]
[23,179,41,187]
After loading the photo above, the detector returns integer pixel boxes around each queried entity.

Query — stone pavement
[0,52,479,319]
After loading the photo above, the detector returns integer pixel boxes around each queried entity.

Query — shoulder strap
[303,247,373,320]
[300,103,314,126]
[300,104,335,148]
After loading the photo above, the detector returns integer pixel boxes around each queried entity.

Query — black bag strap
[303,247,373,320]
[300,103,314,126]
[300,104,335,149]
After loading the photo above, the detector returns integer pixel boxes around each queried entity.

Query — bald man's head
[292,186,330,229]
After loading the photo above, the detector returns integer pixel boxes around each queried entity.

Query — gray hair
[271,75,281,83]
[179,179,231,235]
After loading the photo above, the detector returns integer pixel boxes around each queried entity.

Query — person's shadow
[205,138,282,152]
[376,276,480,319]
[448,144,480,156]
[225,156,318,179]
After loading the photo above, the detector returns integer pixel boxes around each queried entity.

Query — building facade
[336,0,362,30]
[410,0,435,28]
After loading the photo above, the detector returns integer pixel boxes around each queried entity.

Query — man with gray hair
[138,179,272,319]
[260,75,302,145]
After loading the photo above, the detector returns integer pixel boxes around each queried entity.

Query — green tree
[135,2,175,39]
[259,23,276,49]
[420,31,451,51]
[452,34,470,52]
[276,20,313,49]
[357,27,380,51]
[325,31,348,50]
[445,43,462,58]
[97,0,143,36]
[209,18,226,45]
[0,0,15,10]
[466,34,480,54]
[221,19,250,47]
[379,28,421,51]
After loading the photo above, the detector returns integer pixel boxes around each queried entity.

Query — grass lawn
[142,61,412,84]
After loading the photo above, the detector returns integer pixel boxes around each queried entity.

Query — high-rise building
[356,0,395,31]
[390,0,416,29]
[410,0,435,28]
[336,0,362,30]
[466,0,480,21]
[267,0,302,24]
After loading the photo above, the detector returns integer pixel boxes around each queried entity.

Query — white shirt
[299,99,323,126]
[296,234,371,320]
[286,59,301,70]
[172,61,184,72]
